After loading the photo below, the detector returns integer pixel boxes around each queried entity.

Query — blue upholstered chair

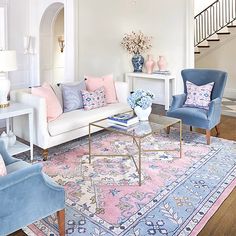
[0,140,65,236]
[167,69,227,144]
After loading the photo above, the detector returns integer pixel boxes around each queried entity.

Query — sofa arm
[115,81,129,103]
[10,90,49,149]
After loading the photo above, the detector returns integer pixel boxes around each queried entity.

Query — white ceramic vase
[0,131,9,149]
[8,130,16,146]
[134,106,152,121]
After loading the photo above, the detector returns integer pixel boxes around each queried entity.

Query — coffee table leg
[138,139,142,186]
[180,120,182,158]
[89,124,91,163]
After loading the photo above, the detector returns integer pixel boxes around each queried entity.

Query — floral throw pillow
[0,154,7,176]
[81,87,107,110]
[184,81,214,109]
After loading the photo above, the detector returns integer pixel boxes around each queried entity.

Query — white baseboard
[224,88,236,99]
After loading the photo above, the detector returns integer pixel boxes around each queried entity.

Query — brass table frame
[88,114,182,186]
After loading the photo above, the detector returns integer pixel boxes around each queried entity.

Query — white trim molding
[185,0,195,69]
[64,0,76,82]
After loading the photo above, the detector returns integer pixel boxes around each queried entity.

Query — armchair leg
[57,209,65,236]
[215,124,220,136]
[42,149,48,161]
[166,126,170,134]
[206,129,211,145]
[190,126,193,132]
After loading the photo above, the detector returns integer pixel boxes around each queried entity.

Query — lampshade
[0,50,17,72]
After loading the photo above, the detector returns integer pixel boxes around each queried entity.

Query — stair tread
[207,39,220,41]
[198,45,210,48]
[194,51,200,54]
[217,32,230,35]
[227,25,236,28]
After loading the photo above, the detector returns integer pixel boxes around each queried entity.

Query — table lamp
[0,50,17,108]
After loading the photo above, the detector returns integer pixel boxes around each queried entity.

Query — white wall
[194,0,216,15]
[5,0,194,106]
[53,9,64,84]
[78,0,194,104]
[7,0,30,89]
[0,3,6,49]
[195,36,236,98]
[40,2,64,85]
[7,0,76,88]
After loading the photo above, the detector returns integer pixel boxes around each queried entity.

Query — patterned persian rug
[23,130,236,236]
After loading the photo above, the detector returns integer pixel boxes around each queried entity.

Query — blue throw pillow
[61,81,86,112]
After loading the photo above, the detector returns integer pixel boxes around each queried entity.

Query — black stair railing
[195,0,236,46]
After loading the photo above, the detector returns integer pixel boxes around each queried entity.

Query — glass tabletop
[90,112,181,138]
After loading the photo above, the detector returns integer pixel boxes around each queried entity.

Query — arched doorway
[39,2,64,84]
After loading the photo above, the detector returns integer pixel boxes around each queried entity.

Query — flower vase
[145,55,155,74]
[134,106,152,121]
[132,54,144,72]
[157,56,167,71]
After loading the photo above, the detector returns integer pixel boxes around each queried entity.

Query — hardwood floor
[9,112,236,236]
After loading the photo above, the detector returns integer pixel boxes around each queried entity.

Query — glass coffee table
[89,112,182,186]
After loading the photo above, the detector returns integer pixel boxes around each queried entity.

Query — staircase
[194,0,236,56]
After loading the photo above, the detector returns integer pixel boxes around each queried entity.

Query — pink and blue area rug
[24,130,236,236]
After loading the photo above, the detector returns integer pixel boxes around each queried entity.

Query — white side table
[125,72,176,110]
[0,103,34,161]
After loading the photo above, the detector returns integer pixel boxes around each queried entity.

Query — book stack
[108,113,139,127]
[152,70,171,75]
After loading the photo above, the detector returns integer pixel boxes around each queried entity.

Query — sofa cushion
[0,154,7,176]
[62,81,86,112]
[85,74,117,104]
[81,87,107,110]
[48,103,131,136]
[31,83,63,122]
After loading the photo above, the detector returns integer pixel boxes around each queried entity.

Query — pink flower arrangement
[121,31,152,55]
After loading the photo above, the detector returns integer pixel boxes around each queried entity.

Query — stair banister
[194,0,236,47]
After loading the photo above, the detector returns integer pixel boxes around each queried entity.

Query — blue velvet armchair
[167,69,227,144]
[0,140,65,236]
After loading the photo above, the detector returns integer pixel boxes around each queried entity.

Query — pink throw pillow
[81,87,107,110]
[32,83,63,122]
[85,74,117,104]
[184,81,214,110]
[0,154,7,176]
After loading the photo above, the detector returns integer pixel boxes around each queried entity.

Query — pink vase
[157,56,167,71]
[145,55,155,74]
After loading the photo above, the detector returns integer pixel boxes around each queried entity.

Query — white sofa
[11,81,131,160]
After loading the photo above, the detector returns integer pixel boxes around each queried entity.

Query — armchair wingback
[167,69,227,144]
[182,69,227,100]
[0,140,65,236]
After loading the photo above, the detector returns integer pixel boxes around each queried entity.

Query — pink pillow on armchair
[0,154,7,176]
[184,81,214,110]
[85,74,117,104]
[31,83,63,122]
